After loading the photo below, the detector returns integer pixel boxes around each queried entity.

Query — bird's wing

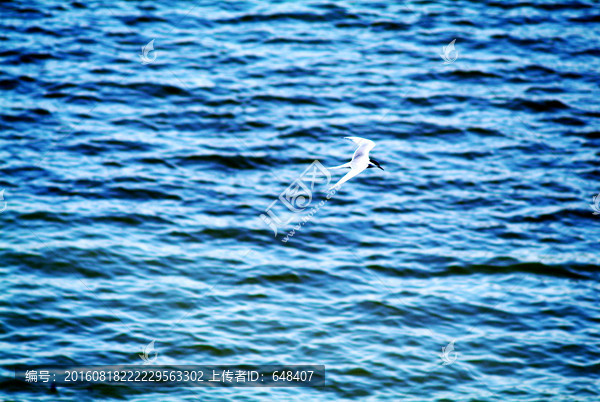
[345,136,376,150]
[345,137,376,164]
[327,161,353,169]
[328,165,368,191]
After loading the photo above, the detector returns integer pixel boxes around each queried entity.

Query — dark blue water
[1,0,600,400]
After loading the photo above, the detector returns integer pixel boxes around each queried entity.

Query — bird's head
[369,159,384,170]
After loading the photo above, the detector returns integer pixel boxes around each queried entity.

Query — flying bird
[328,137,383,191]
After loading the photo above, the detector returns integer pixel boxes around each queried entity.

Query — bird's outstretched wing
[327,137,377,191]
[328,165,368,191]
[345,136,376,148]
[345,137,376,166]
[327,161,352,169]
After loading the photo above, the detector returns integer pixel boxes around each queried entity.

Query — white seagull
[328,137,383,191]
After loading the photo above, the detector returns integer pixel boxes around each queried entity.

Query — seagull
[328,137,383,191]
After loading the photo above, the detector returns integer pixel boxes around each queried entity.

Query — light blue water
[1,0,599,400]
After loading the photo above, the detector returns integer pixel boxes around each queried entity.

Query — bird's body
[328,137,383,191]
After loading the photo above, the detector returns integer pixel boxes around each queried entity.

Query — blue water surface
[1,0,599,400]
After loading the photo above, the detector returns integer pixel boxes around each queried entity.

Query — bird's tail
[328,162,352,169]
